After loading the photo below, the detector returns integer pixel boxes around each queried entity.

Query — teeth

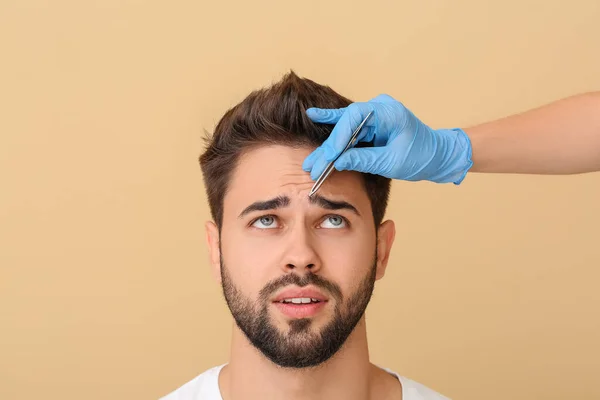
[280,297,320,304]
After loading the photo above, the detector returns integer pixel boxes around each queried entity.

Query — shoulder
[159,364,225,400]
[382,367,452,400]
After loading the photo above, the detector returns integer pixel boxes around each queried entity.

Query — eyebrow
[238,194,360,218]
[309,194,360,216]
[238,196,290,218]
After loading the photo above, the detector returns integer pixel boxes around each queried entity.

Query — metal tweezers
[309,110,374,197]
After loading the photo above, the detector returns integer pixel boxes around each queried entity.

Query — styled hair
[199,71,391,228]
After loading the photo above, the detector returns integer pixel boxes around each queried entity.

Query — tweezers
[308,110,374,197]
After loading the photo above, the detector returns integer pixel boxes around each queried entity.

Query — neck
[220,317,376,400]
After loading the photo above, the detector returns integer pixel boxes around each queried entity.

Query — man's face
[205,145,395,368]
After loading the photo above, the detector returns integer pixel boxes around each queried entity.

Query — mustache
[259,273,343,303]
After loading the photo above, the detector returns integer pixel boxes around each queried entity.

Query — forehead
[223,144,371,216]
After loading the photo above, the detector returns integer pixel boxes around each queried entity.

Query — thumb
[333,147,392,176]
[306,107,346,124]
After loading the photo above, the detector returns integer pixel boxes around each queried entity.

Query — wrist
[430,128,473,184]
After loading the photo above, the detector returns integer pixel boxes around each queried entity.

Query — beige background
[1,0,600,399]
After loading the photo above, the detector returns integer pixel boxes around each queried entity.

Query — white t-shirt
[160,364,450,400]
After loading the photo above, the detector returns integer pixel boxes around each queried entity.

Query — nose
[281,225,322,274]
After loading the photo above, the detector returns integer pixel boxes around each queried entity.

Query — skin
[467,91,600,175]
[205,145,400,400]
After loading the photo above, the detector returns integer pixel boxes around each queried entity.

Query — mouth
[272,287,329,319]
[276,297,323,304]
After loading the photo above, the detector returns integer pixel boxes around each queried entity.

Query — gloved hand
[303,94,473,184]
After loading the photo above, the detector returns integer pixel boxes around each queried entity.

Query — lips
[271,287,329,319]
[272,287,328,303]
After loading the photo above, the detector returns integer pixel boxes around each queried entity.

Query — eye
[251,215,279,229]
[319,215,348,229]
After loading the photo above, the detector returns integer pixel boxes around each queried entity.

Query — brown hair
[199,71,391,228]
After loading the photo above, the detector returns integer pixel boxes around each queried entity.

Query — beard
[220,255,377,369]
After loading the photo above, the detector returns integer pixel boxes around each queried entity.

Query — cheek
[319,232,375,289]
[220,228,281,295]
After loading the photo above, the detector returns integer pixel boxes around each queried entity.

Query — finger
[368,93,398,104]
[302,147,323,171]
[306,107,346,124]
[321,102,378,161]
[309,153,331,181]
[333,147,391,176]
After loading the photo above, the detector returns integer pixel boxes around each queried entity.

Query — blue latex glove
[303,94,473,184]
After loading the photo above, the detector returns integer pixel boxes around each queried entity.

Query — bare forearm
[465,92,600,174]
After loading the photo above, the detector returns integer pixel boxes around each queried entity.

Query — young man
[161,72,450,400]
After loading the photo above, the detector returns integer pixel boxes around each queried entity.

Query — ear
[375,220,396,280]
[205,221,222,284]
